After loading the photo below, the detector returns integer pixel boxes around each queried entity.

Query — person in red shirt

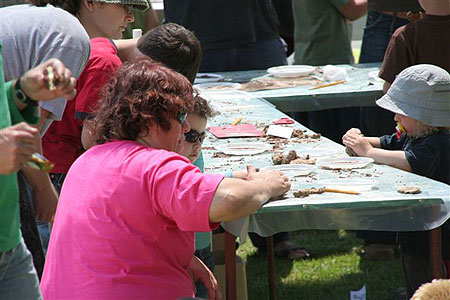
[43,23,202,189]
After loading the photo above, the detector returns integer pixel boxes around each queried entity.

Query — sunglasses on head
[184,129,206,144]
[119,4,133,14]
[176,108,188,124]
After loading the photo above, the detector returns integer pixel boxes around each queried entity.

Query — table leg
[225,231,237,300]
[429,227,442,279]
[266,236,276,300]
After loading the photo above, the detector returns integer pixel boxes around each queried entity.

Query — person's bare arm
[365,137,381,148]
[338,0,367,21]
[188,256,221,300]
[383,81,391,93]
[365,148,412,172]
[343,128,381,148]
[81,119,95,150]
[209,166,290,222]
[143,7,159,31]
[343,131,411,171]
[21,166,58,222]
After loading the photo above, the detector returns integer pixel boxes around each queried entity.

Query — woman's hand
[246,165,291,200]
[188,256,221,300]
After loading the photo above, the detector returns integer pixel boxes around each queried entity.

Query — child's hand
[342,130,372,157]
[343,128,361,136]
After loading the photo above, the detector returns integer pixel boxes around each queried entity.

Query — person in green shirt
[292,0,367,143]
[0,47,77,299]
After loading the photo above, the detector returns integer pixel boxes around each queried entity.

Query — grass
[237,230,404,300]
[353,48,361,64]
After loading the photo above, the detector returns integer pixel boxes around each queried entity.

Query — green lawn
[237,230,404,300]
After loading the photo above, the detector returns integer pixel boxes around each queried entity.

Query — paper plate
[321,178,375,192]
[293,148,341,158]
[200,90,252,101]
[263,164,316,177]
[317,157,374,170]
[219,142,271,155]
[368,70,384,83]
[194,73,224,84]
[267,65,316,78]
[194,82,242,91]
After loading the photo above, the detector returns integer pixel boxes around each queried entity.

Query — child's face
[179,113,207,162]
[394,113,420,136]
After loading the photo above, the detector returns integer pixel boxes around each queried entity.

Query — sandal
[274,241,311,260]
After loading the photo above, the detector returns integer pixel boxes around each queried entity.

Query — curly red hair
[92,58,194,145]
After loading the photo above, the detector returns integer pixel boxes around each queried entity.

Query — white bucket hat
[376,64,450,127]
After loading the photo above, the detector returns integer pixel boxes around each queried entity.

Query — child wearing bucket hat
[343,64,450,297]
[343,64,450,178]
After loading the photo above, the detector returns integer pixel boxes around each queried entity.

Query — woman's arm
[209,166,290,222]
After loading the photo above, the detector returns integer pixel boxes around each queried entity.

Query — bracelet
[14,77,37,106]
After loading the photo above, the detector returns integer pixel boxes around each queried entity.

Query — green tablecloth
[199,90,450,240]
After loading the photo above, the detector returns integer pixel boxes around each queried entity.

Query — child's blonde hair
[411,121,450,139]
[411,279,450,300]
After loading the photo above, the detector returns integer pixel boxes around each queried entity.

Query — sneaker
[393,287,407,300]
[362,243,395,261]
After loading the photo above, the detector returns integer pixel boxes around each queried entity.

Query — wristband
[14,77,37,106]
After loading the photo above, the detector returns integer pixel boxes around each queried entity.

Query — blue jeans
[0,240,42,300]
[36,173,67,255]
[194,245,214,299]
[359,10,410,137]
[359,11,409,63]
[199,38,287,72]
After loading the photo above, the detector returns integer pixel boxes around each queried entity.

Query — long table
[199,90,450,300]
[215,62,383,112]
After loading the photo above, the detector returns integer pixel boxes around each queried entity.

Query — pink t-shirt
[41,141,224,299]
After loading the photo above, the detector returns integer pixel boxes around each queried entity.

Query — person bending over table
[343,64,450,298]
[40,59,291,300]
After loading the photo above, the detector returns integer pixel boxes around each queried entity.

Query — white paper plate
[200,90,252,101]
[317,157,374,170]
[194,73,224,84]
[321,178,375,192]
[368,70,384,83]
[267,65,316,78]
[263,164,316,177]
[293,148,341,158]
[194,82,242,91]
[220,142,271,156]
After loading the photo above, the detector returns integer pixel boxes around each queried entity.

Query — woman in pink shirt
[40,58,291,300]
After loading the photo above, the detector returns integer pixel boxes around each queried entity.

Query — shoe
[393,287,407,300]
[362,243,395,261]
[274,241,311,260]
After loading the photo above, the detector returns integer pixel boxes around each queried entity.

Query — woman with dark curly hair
[40,58,291,300]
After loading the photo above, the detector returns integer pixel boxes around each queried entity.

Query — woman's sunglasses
[177,109,188,124]
[184,129,206,144]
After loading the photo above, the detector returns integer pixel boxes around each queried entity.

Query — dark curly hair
[192,94,216,119]
[92,57,194,145]
[28,0,81,15]
[137,23,202,84]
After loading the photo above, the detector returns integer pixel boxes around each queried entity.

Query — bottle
[132,29,142,39]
